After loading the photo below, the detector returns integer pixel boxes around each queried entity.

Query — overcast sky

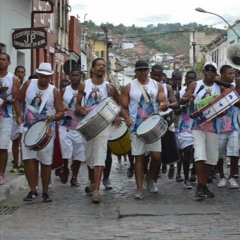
[69,0,240,29]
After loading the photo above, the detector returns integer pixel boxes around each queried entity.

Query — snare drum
[136,115,168,144]
[24,121,53,151]
[108,121,131,155]
[191,88,239,125]
[76,97,121,141]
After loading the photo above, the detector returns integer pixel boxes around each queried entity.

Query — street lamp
[195,7,240,41]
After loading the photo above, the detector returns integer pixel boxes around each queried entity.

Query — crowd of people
[0,52,240,204]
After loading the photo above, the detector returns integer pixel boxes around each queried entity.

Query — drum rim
[24,121,52,148]
[136,114,161,135]
[24,120,49,146]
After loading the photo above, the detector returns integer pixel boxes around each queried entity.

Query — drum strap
[38,85,52,114]
[136,80,150,103]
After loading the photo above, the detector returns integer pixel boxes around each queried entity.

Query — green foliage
[84,21,225,62]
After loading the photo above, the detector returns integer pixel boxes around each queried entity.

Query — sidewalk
[0,152,26,202]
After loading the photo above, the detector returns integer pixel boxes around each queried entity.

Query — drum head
[76,97,111,129]
[24,121,46,146]
[108,121,128,141]
[137,115,161,135]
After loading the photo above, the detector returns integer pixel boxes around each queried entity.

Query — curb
[0,175,26,202]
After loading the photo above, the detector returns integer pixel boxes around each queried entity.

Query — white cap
[203,61,217,71]
[36,62,54,75]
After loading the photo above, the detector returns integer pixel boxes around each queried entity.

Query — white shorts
[21,127,54,165]
[84,126,109,169]
[219,131,239,158]
[11,120,23,141]
[59,126,85,161]
[192,130,218,165]
[131,132,162,156]
[0,117,13,149]
[178,131,194,150]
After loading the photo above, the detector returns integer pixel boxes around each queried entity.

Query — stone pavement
[0,152,26,202]
[0,155,240,240]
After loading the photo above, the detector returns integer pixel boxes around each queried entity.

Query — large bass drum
[76,97,121,141]
[108,121,131,156]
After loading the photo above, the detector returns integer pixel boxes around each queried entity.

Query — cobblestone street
[0,156,240,240]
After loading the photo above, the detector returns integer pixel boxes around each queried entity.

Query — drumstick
[83,92,86,105]
[40,118,48,134]
[189,85,204,113]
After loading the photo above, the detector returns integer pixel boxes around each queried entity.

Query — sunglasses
[204,67,216,73]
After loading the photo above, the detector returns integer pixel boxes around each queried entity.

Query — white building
[0,0,31,77]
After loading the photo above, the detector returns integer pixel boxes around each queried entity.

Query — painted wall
[0,0,31,78]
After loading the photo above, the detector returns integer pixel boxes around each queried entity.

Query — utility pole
[101,24,110,80]
[192,30,196,70]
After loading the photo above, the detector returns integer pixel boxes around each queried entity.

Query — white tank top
[128,78,159,132]
[0,72,14,118]
[24,79,55,128]
[61,85,81,129]
[83,78,109,111]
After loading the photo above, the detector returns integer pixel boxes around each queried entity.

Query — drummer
[15,62,64,202]
[75,57,121,204]
[180,61,221,200]
[145,64,179,193]
[120,60,168,199]
[58,68,85,187]
[0,53,20,185]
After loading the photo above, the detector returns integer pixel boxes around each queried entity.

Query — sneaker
[143,174,154,193]
[226,157,230,167]
[102,179,113,190]
[92,190,100,203]
[17,165,25,174]
[55,167,62,176]
[127,167,134,179]
[161,164,167,174]
[0,173,5,185]
[70,177,80,187]
[10,165,19,173]
[190,174,196,183]
[183,180,192,189]
[195,184,205,200]
[116,162,122,170]
[85,182,95,195]
[42,193,53,203]
[151,182,159,193]
[23,191,38,201]
[234,168,239,178]
[217,178,227,188]
[134,190,144,199]
[168,166,175,179]
[203,185,215,198]
[228,178,239,189]
[176,173,184,182]
[59,168,70,184]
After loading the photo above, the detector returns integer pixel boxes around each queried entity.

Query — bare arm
[166,84,179,109]
[179,81,196,105]
[52,88,64,121]
[119,84,133,127]
[75,82,88,115]
[15,80,30,124]
[156,82,168,111]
